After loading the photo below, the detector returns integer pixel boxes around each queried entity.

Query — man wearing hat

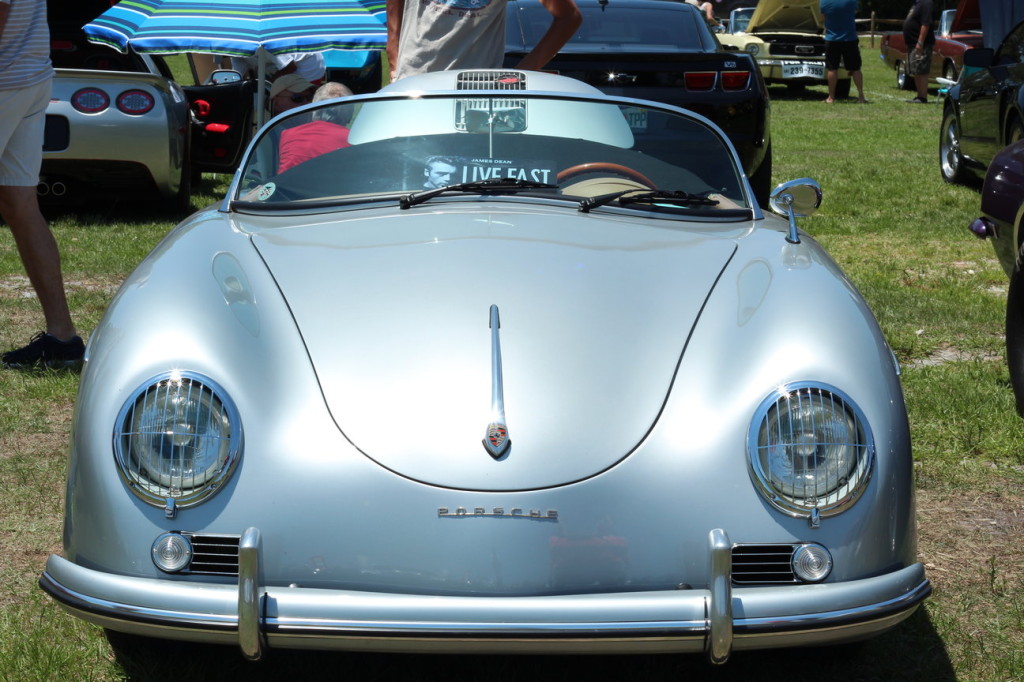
[269,73,316,117]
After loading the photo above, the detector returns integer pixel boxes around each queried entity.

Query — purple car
[969,139,1024,412]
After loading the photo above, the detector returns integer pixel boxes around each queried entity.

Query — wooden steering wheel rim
[556,162,655,188]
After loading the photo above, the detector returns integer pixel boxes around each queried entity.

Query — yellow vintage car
[718,1,849,96]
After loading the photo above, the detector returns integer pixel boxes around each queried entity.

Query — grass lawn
[0,43,1021,681]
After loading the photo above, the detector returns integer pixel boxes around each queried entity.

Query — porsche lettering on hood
[251,208,737,491]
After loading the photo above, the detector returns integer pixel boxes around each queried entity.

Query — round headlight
[745,42,760,56]
[792,543,832,582]
[115,372,242,509]
[748,383,873,518]
[152,532,193,572]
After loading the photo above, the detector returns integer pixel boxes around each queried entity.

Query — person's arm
[914,24,928,53]
[0,1,10,41]
[515,0,581,72]
[386,0,404,81]
[914,3,932,53]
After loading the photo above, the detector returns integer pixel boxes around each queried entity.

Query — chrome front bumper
[40,528,930,664]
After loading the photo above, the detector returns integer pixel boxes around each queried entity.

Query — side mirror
[963,47,994,70]
[769,178,822,244]
[206,69,242,85]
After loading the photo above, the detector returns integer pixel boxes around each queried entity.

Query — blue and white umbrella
[84,0,387,122]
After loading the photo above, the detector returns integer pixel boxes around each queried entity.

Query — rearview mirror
[462,105,527,133]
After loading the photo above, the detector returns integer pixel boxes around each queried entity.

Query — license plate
[622,106,648,131]
[781,62,824,79]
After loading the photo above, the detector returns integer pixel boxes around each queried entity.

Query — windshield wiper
[579,189,720,213]
[400,178,558,209]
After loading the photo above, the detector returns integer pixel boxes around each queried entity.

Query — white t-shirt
[394,0,507,81]
[274,52,326,82]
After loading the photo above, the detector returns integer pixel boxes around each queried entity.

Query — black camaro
[505,0,773,204]
[941,13,1024,185]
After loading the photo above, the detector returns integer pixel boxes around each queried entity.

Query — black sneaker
[906,97,928,104]
[3,332,85,369]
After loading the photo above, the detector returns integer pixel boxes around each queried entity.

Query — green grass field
[0,44,1021,680]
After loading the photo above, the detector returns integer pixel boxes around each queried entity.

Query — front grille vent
[731,544,797,584]
[182,532,241,576]
[762,36,825,57]
[457,71,528,91]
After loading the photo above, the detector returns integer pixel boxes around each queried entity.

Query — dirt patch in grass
[918,485,1023,586]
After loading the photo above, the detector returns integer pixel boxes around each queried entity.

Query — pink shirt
[278,120,350,173]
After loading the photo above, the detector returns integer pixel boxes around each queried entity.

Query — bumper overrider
[40,528,930,664]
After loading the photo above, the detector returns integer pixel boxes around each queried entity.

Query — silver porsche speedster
[40,70,929,664]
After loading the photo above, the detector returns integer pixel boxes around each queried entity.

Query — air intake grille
[182,532,241,576]
[456,71,527,90]
[731,544,797,584]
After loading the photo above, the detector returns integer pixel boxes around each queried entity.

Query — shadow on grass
[108,608,953,682]
[38,175,229,226]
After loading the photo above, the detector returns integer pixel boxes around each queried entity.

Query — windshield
[233,91,749,212]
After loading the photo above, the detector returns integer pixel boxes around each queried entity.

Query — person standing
[903,0,935,103]
[820,0,867,103]
[0,0,84,369]
[386,0,581,82]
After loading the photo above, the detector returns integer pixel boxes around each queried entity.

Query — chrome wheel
[896,61,910,90]
[940,108,966,184]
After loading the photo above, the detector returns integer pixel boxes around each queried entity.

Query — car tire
[1006,240,1024,416]
[167,145,194,215]
[834,78,851,99]
[749,142,773,206]
[1007,116,1024,145]
[943,61,957,81]
[939,107,969,185]
[896,61,912,90]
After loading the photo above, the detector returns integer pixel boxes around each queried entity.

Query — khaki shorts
[0,78,52,187]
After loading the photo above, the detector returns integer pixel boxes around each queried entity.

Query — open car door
[183,57,256,176]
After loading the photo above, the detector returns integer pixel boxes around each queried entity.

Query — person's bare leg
[825,69,837,103]
[853,70,867,102]
[915,74,928,101]
[0,185,77,340]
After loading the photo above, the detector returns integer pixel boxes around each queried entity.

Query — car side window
[996,22,1024,64]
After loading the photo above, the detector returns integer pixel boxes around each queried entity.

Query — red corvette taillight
[116,89,155,115]
[722,70,751,90]
[684,71,717,90]
[71,87,110,113]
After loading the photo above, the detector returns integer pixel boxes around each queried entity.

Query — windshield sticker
[256,183,276,201]
[420,156,555,188]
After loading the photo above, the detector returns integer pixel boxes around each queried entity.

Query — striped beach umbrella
[83,0,387,56]
[84,0,387,123]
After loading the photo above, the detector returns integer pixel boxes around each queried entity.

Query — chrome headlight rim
[113,370,242,510]
[747,382,874,519]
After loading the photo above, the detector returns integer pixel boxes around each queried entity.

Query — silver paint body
[43,71,925,660]
[44,57,188,199]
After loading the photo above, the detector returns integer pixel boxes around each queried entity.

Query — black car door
[960,21,1024,166]
[183,75,257,176]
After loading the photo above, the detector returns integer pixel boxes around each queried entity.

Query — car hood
[747,0,823,34]
[249,204,739,491]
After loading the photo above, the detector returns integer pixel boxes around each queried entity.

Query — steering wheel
[556,162,656,188]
